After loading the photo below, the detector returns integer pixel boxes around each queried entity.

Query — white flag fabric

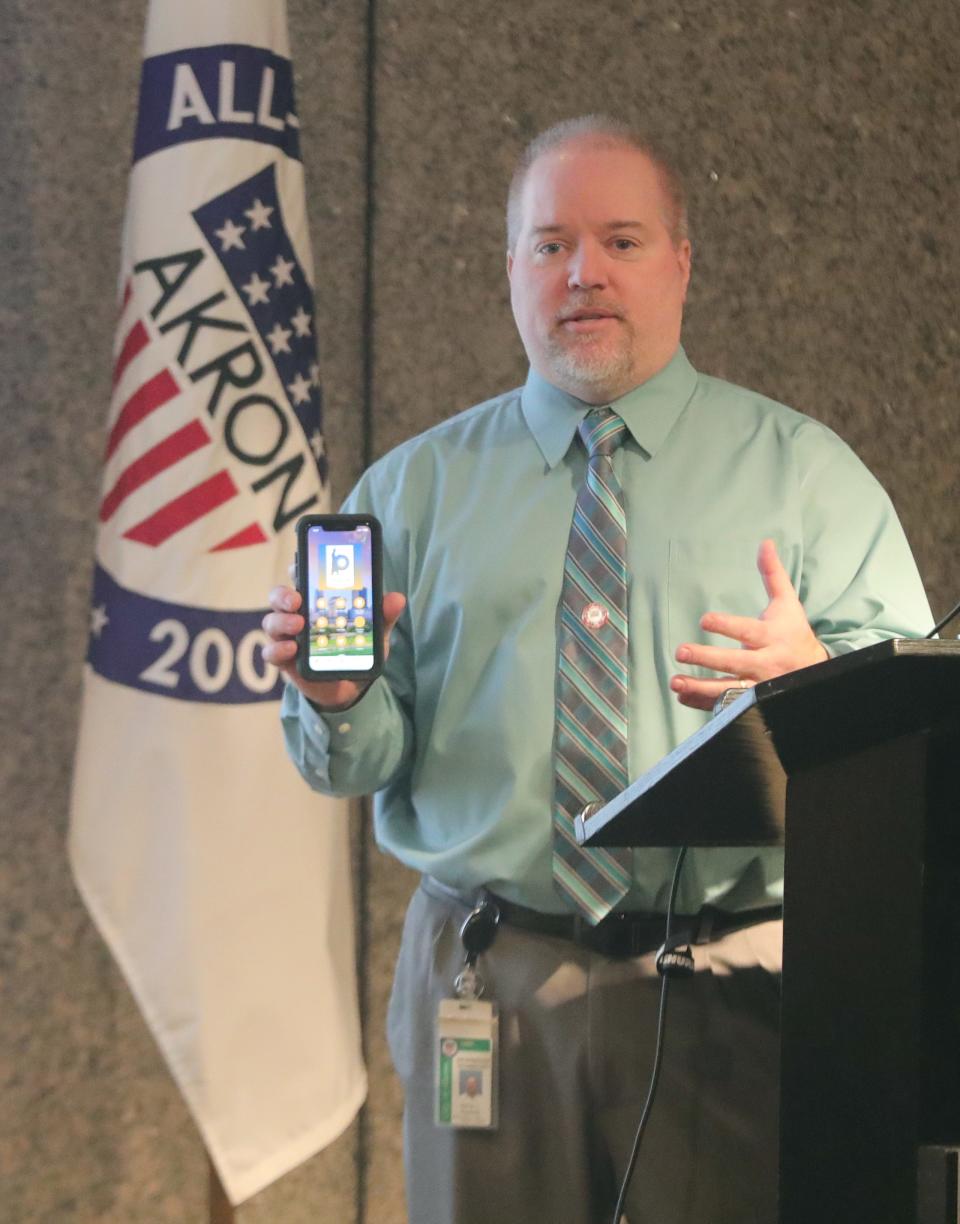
[69,0,365,1204]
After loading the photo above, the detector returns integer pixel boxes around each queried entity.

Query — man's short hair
[506,114,689,252]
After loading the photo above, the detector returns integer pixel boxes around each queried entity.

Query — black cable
[926,598,960,639]
[610,845,689,1224]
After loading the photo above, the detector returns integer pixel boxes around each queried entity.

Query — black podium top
[575,638,960,849]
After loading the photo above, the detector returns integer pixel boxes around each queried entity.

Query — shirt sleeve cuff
[296,679,389,751]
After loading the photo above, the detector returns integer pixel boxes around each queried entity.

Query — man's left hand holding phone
[262,512,406,712]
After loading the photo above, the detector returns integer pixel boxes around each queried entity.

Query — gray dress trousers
[387,883,782,1224]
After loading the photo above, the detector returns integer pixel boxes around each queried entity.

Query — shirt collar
[520,345,699,469]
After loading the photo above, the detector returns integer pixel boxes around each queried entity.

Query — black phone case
[295,513,384,683]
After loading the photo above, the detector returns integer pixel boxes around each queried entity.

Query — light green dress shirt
[281,347,931,914]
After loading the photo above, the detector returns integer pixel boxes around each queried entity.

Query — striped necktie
[552,407,632,923]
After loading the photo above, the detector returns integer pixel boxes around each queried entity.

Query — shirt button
[337,722,352,734]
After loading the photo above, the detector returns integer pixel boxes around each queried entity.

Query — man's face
[507,139,691,404]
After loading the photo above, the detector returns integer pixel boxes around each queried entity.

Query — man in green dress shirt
[264,116,930,1223]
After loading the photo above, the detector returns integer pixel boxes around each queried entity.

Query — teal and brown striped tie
[552,407,632,923]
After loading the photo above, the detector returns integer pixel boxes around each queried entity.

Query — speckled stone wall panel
[370,0,958,617]
[356,834,417,1224]
[0,3,212,1216]
[289,0,370,509]
[1,0,368,1220]
[0,0,209,1214]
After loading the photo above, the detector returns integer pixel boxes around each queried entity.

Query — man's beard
[544,324,638,401]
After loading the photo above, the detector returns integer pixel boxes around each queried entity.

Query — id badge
[434,998,499,1130]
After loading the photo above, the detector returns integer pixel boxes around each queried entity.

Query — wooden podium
[576,639,960,1224]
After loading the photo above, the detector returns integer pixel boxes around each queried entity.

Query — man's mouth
[557,308,622,332]
[555,301,622,325]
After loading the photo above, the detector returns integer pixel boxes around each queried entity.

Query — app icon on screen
[326,544,356,589]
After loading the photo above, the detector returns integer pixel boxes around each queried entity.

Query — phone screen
[304,522,377,674]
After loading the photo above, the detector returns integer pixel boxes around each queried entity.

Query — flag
[69,0,365,1204]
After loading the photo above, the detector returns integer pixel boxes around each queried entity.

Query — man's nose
[567,241,608,290]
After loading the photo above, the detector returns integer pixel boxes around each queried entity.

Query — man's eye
[611,237,640,251]
[536,242,563,256]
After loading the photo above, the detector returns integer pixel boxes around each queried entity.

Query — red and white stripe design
[101,281,267,552]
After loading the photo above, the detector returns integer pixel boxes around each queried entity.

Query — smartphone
[295,513,384,682]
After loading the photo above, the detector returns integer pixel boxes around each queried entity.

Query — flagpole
[208,1154,235,1224]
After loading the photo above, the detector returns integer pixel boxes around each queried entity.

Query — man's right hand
[262,585,407,710]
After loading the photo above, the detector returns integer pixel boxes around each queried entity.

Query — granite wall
[2,0,957,1220]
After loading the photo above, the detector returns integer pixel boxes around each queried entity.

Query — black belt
[422,875,782,960]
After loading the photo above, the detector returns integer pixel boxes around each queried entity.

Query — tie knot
[579,408,627,459]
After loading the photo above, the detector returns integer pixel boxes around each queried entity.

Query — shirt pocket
[666,535,777,666]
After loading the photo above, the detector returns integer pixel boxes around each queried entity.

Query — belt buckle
[572,912,614,952]
[623,912,648,959]
[595,910,632,959]
[609,912,664,959]
[575,911,655,959]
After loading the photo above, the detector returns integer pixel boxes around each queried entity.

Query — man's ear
[677,239,692,301]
